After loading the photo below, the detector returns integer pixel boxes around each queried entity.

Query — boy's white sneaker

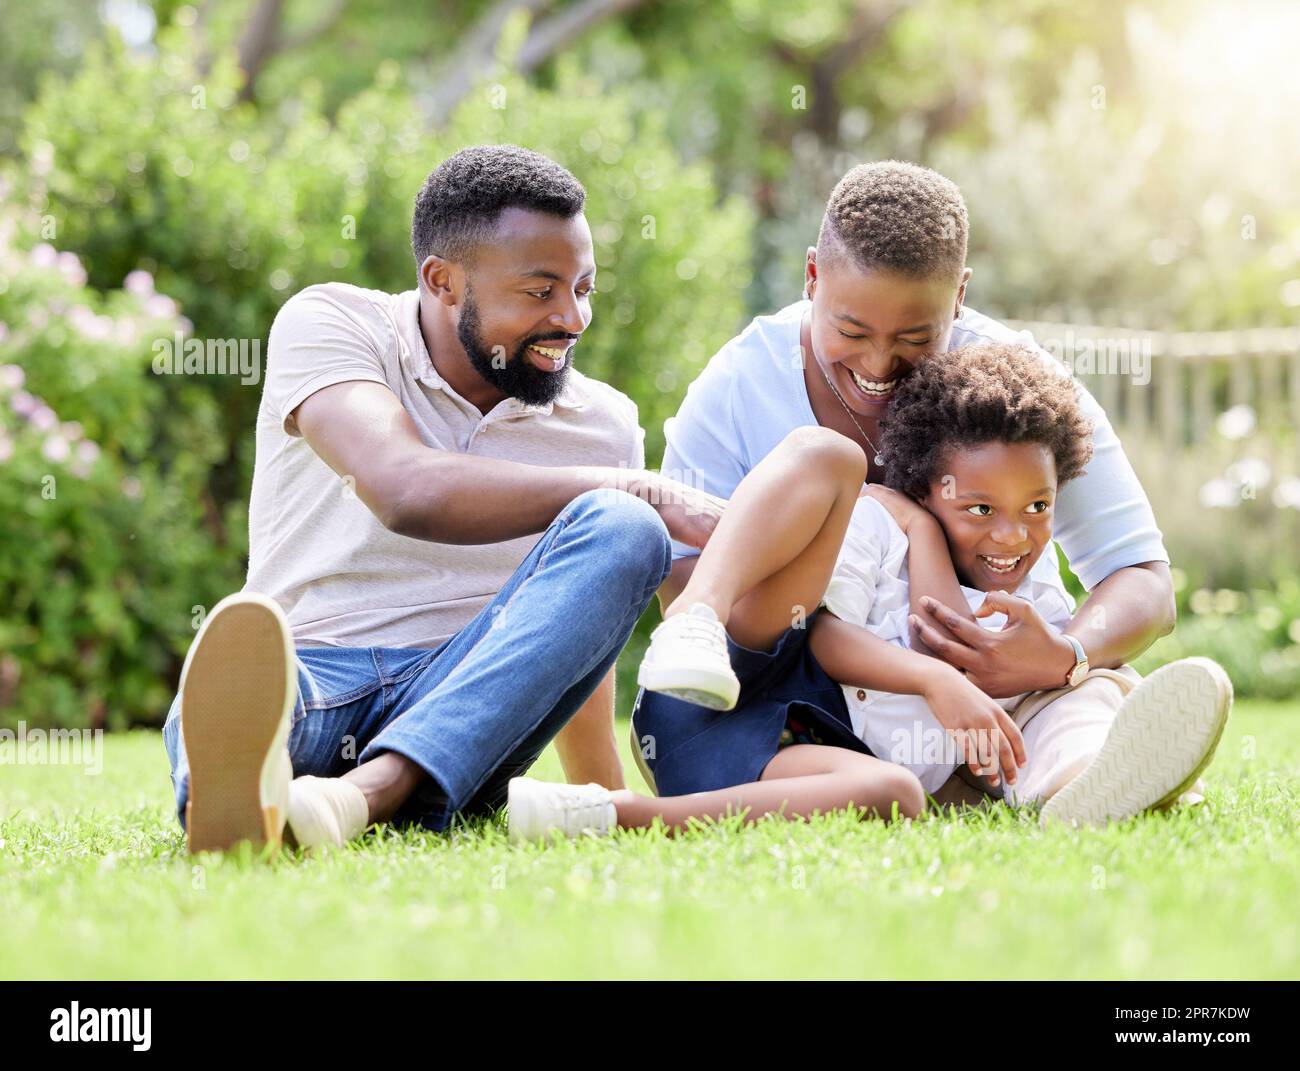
[180,592,296,853]
[286,775,370,851]
[507,777,617,843]
[1040,657,1232,829]
[636,603,740,711]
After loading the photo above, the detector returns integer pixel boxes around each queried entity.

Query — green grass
[2,700,1298,980]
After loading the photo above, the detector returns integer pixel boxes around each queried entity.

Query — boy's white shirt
[820,494,1076,792]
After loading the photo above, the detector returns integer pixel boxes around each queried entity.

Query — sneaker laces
[661,606,728,654]
[552,784,613,835]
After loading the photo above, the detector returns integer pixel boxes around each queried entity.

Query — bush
[0,201,242,729]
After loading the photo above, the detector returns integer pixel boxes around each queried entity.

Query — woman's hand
[920,663,1027,787]
[910,590,1079,698]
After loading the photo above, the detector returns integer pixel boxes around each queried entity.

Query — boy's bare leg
[611,744,925,830]
[667,427,866,652]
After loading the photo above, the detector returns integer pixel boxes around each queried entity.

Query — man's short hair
[411,144,586,267]
[817,160,968,283]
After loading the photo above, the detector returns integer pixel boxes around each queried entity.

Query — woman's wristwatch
[1062,634,1089,687]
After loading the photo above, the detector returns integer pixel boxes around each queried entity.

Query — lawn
[1,700,1297,980]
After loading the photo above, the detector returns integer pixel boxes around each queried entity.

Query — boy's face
[920,441,1058,593]
[804,250,971,417]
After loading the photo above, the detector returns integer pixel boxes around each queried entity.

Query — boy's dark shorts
[630,609,873,796]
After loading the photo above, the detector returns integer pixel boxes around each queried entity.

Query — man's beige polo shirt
[245,282,645,649]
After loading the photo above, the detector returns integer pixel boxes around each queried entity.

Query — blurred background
[1,0,1297,730]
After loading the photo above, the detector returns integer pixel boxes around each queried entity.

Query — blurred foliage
[0,205,243,729]
[1136,578,1300,702]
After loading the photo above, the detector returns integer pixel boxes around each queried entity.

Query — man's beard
[457,286,574,406]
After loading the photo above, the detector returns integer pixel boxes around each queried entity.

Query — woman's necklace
[816,359,885,467]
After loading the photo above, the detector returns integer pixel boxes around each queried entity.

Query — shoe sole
[1040,657,1232,829]
[181,593,295,853]
[636,662,739,711]
[506,777,535,843]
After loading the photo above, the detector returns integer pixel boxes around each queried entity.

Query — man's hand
[629,473,726,550]
[920,663,1027,786]
[910,590,1077,698]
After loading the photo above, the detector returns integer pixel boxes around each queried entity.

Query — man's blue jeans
[162,490,673,832]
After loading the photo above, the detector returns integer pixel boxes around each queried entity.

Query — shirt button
[856,689,867,701]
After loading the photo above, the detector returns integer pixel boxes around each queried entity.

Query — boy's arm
[809,611,951,696]
[858,486,973,623]
[809,613,1026,783]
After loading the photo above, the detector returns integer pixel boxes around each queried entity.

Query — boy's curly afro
[879,342,1095,500]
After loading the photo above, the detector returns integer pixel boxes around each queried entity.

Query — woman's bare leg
[612,744,925,831]
[668,427,866,651]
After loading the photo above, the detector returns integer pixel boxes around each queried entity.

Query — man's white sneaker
[507,777,617,843]
[1040,657,1232,829]
[180,592,296,853]
[636,603,740,711]
[286,775,370,850]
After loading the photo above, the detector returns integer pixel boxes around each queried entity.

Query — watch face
[1068,662,1089,687]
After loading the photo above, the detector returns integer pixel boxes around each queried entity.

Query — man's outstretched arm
[294,380,723,547]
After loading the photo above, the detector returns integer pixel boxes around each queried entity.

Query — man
[162,145,720,852]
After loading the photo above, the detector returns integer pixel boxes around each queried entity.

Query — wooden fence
[1005,321,1300,447]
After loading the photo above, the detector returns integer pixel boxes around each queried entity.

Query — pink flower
[124,270,155,296]
[76,439,100,463]
[57,251,87,287]
[29,404,57,431]
[0,436,12,463]
[42,434,70,462]
[30,243,58,268]
[145,294,178,319]
[0,364,24,389]
[10,389,37,417]
[70,307,115,342]
[62,421,83,441]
